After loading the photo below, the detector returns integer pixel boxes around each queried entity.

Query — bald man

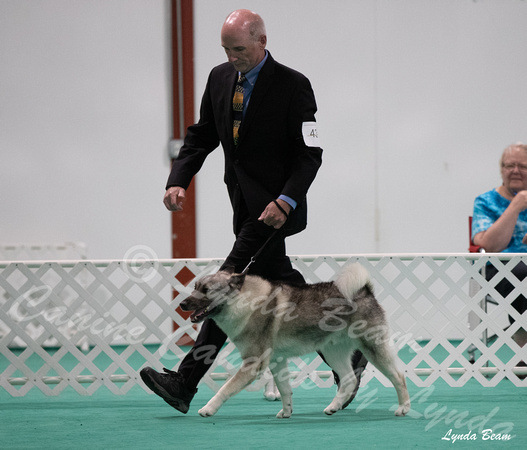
[141,9,367,414]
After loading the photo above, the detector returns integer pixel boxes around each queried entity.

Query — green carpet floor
[1,376,525,449]
[2,342,526,448]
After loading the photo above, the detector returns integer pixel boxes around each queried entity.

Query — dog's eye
[201,286,209,294]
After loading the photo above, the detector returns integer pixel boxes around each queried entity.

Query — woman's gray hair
[500,142,527,168]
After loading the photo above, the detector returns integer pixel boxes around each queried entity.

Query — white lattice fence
[0,254,526,397]
[0,243,88,350]
[0,242,87,261]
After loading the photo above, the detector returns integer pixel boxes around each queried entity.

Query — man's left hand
[258,199,291,229]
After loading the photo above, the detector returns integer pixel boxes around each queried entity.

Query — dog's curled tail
[334,263,374,300]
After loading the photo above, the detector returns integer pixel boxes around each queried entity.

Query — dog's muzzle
[180,296,215,323]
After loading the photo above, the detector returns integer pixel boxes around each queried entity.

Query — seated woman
[472,143,527,353]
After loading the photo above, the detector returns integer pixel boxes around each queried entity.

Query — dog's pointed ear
[228,272,246,289]
[222,265,236,274]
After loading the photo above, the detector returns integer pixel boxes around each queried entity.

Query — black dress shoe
[140,367,196,414]
[336,350,369,410]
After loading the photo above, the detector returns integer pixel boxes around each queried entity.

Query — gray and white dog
[180,263,410,418]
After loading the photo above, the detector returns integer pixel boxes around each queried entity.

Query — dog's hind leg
[359,342,410,417]
[318,347,357,415]
[263,370,281,402]
[269,358,293,418]
[198,357,268,417]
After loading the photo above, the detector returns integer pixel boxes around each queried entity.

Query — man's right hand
[163,186,186,211]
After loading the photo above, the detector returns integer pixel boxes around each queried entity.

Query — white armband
[302,121,320,147]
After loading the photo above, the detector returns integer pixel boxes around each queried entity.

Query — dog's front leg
[270,358,293,418]
[198,358,264,417]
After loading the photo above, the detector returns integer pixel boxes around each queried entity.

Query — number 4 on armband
[302,121,320,147]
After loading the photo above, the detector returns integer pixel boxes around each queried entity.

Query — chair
[468,216,482,253]
[467,216,498,363]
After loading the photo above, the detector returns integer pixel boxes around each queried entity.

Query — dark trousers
[177,208,304,390]
[485,260,527,325]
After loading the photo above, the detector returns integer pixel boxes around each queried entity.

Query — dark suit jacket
[166,52,323,237]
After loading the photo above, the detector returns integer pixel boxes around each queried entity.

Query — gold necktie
[232,74,246,146]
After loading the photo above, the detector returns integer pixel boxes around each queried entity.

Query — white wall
[0,0,172,259]
[1,0,526,261]
[194,0,527,258]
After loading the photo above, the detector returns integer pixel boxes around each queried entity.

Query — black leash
[240,200,289,275]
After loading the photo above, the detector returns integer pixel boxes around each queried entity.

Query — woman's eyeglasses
[502,163,527,172]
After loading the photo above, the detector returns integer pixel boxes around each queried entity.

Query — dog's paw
[323,406,338,416]
[198,405,216,417]
[263,380,281,401]
[394,402,411,417]
[323,398,343,415]
[276,408,292,419]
